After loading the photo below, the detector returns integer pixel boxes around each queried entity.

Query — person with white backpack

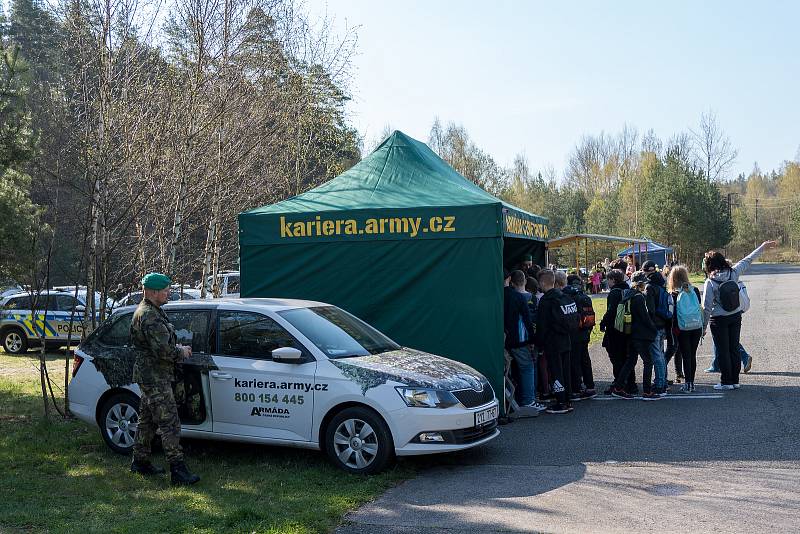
[701,240,777,390]
[668,266,703,392]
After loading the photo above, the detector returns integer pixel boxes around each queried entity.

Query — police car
[68,299,499,474]
[1,282,23,298]
[0,290,90,353]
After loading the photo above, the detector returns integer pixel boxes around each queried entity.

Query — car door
[53,295,84,341]
[2,294,35,337]
[28,295,61,341]
[164,309,213,428]
[208,310,317,442]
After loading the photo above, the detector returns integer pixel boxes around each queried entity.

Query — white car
[200,271,240,298]
[52,286,115,312]
[68,299,499,474]
[1,283,23,298]
[114,288,202,308]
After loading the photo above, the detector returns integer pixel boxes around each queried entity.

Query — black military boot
[130,459,166,475]
[170,461,200,486]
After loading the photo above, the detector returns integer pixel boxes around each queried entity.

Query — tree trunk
[168,173,187,274]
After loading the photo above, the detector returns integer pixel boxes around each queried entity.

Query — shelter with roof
[546,234,652,272]
[617,240,674,268]
[238,131,549,406]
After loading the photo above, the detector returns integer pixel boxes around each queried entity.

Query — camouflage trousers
[132,381,184,464]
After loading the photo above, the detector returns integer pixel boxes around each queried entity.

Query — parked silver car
[114,288,202,309]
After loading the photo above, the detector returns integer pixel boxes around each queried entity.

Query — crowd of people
[546,256,634,295]
[503,240,776,415]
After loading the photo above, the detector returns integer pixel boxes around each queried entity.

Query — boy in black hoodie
[600,269,637,394]
[535,269,580,413]
[610,272,660,400]
[563,274,596,400]
[642,260,671,395]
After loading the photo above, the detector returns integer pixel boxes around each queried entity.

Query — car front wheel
[99,391,140,455]
[324,406,395,475]
[2,327,28,354]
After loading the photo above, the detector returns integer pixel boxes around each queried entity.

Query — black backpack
[553,293,580,335]
[713,271,740,312]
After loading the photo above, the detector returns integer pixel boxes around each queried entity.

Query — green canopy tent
[238,131,548,407]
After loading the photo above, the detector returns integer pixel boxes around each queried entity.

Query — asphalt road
[338,263,800,534]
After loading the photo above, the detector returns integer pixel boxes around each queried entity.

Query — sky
[306,0,800,179]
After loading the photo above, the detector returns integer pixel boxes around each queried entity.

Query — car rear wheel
[2,327,28,354]
[99,391,140,455]
[324,406,394,475]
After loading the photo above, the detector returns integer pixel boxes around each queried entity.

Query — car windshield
[278,306,399,359]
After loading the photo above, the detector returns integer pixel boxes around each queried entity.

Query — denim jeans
[510,346,535,405]
[710,343,750,371]
[650,328,666,390]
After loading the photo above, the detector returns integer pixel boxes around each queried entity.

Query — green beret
[141,272,171,290]
[523,254,533,261]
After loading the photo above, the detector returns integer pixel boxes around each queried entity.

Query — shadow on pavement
[338,464,590,534]
[340,460,800,534]
[357,463,587,508]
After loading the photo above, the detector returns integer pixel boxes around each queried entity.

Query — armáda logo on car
[251,406,291,418]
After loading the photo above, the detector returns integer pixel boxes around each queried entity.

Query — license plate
[474,405,498,426]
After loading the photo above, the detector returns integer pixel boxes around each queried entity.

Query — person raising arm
[701,240,777,390]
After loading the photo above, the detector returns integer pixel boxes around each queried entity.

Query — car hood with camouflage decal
[329,347,488,394]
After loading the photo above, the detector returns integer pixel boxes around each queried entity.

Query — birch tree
[691,110,738,182]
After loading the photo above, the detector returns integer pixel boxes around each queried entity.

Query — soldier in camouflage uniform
[129,272,200,485]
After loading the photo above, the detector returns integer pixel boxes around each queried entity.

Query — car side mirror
[74,305,85,313]
[272,347,303,363]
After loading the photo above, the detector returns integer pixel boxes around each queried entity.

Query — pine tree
[0,42,44,279]
[0,43,35,172]
[7,0,62,82]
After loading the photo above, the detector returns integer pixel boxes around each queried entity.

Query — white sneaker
[733,384,741,389]
[522,401,548,412]
[713,384,735,390]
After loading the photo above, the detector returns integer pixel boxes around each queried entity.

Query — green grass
[689,273,706,286]
[0,352,412,534]
[589,298,607,347]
